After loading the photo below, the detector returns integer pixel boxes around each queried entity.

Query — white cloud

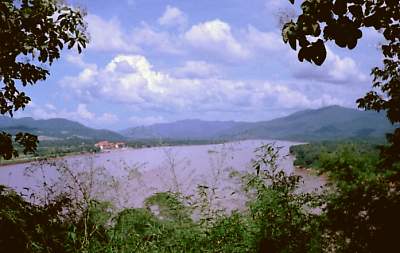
[86,14,140,52]
[18,103,119,127]
[241,25,368,84]
[98,113,120,124]
[83,12,186,54]
[61,54,343,118]
[128,115,166,126]
[44,103,56,111]
[173,61,221,78]
[83,12,367,88]
[230,25,367,85]
[249,82,344,110]
[242,26,368,84]
[131,23,182,54]
[84,14,282,58]
[183,22,288,61]
[264,0,297,24]
[66,54,88,68]
[245,26,285,53]
[158,5,187,28]
[327,52,367,82]
[184,20,250,60]
[76,104,95,120]
[84,14,180,54]
[293,47,368,84]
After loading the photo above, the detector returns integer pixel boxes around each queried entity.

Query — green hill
[2,106,394,143]
[121,119,250,140]
[122,106,395,142]
[227,105,394,141]
[0,117,124,141]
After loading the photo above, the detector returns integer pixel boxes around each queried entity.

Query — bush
[3,142,398,252]
[0,186,71,253]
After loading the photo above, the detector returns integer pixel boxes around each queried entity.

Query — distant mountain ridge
[120,119,250,140]
[122,106,395,142]
[0,117,124,141]
[0,106,394,143]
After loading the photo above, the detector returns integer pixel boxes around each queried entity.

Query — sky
[16,0,384,130]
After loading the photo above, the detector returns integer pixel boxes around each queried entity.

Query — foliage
[292,141,400,252]
[290,140,381,169]
[282,0,399,168]
[65,200,112,253]
[0,0,88,160]
[0,131,38,160]
[319,146,400,252]
[144,192,191,222]
[0,139,100,166]
[246,144,324,252]
[282,6,400,248]
[0,185,71,253]
[3,141,400,252]
[0,144,328,253]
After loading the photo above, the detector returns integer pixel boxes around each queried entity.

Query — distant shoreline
[0,151,98,168]
[0,140,302,213]
[0,139,302,169]
[0,142,221,169]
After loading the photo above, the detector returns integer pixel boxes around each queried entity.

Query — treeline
[1,138,222,166]
[290,139,384,169]
[0,139,101,165]
[124,138,221,148]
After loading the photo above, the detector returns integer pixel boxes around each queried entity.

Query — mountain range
[121,106,395,141]
[0,117,124,141]
[0,106,395,142]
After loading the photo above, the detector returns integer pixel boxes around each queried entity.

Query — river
[0,140,325,211]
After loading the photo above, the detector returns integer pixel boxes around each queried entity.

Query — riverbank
[0,139,229,168]
[0,150,99,167]
[0,140,299,208]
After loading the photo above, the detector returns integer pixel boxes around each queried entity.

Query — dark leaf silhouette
[0,0,89,160]
[283,0,399,168]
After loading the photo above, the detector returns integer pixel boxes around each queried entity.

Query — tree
[281,1,400,250]
[0,0,88,159]
[281,0,399,168]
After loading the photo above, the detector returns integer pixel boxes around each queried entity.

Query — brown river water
[0,140,325,212]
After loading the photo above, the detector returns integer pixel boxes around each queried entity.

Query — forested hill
[0,117,124,141]
[122,106,394,141]
[120,119,252,140]
[225,105,394,141]
[1,106,394,142]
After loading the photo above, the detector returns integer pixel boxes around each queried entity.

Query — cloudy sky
[17,0,384,130]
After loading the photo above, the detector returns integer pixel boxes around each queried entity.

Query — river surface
[0,140,325,211]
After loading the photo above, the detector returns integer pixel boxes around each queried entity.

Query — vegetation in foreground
[1,142,399,252]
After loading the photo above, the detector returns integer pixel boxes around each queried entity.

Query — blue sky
[17,0,384,130]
